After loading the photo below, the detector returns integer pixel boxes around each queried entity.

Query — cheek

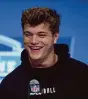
[24,37,30,44]
[42,38,54,51]
[43,38,54,45]
[42,36,54,43]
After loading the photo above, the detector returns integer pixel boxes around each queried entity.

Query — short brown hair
[21,7,60,34]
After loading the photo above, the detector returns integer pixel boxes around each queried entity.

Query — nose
[31,35,39,45]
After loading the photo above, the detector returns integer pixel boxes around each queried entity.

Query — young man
[0,7,88,99]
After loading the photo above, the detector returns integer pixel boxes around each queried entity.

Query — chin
[29,55,42,60]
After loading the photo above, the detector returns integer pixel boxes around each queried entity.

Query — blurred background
[0,0,88,82]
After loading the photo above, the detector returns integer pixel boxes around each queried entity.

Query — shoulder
[0,65,23,87]
[66,58,88,78]
[68,58,88,69]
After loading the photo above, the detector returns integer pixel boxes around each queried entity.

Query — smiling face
[23,23,58,61]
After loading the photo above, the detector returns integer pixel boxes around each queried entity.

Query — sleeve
[0,77,12,99]
[81,65,88,98]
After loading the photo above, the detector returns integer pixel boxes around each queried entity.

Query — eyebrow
[24,31,48,34]
[38,31,47,33]
[23,31,32,34]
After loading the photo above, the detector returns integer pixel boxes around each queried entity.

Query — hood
[21,44,70,64]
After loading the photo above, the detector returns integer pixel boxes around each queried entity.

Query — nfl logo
[31,84,40,92]
[29,79,40,93]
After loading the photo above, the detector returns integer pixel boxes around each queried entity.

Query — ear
[54,32,59,44]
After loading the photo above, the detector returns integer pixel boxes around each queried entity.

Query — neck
[29,53,58,68]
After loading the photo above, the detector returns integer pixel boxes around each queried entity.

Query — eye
[24,32,32,37]
[38,34,47,38]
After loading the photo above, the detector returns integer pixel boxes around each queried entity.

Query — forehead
[23,23,51,33]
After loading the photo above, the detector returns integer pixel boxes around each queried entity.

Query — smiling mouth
[29,46,43,52]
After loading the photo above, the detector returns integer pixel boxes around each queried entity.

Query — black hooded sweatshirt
[0,44,88,99]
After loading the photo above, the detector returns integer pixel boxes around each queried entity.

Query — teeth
[31,48,40,50]
[30,47,42,50]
